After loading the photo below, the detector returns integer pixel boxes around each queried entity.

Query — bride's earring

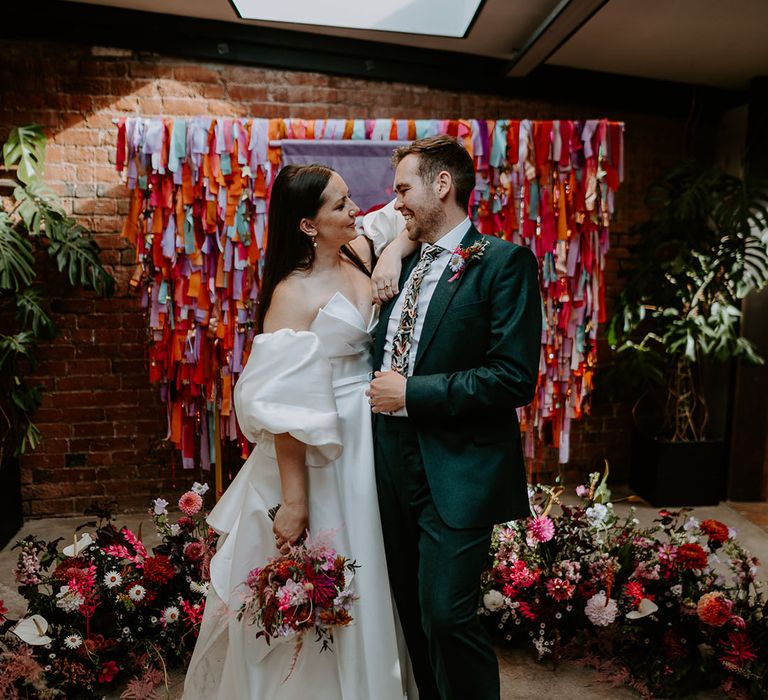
[311,237,317,248]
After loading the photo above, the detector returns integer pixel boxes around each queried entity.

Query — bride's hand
[371,246,402,305]
[273,503,309,554]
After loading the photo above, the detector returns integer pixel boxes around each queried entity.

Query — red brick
[29,497,76,516]
[57,374,120,392]
[174,65,223,83]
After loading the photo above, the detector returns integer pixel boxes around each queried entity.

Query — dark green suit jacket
[372,225,542,529]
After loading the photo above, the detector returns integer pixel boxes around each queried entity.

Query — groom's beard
[411,198,446,244]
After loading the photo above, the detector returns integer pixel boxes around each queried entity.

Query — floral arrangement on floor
[0,482,217,700]
[239,529,358,679]
[481,470,767,699]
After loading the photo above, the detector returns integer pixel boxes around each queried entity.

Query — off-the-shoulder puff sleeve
[359,198,405,256]
[234,329,342,467]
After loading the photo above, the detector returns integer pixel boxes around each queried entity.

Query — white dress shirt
[379,217,471,415]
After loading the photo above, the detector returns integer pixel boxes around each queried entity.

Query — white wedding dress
[183,291,413,699]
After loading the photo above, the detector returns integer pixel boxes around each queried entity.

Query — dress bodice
[310,292,375,386]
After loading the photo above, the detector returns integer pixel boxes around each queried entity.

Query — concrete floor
[2,495,766,699]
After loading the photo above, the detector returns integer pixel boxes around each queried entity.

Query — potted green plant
[0,124,115,547]
[604,161,768,506]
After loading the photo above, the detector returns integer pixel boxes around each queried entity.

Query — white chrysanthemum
[163,606,180,624]
[128,584,146,602]
[169,524,181,537]
[483,590,504,612]
[63,633,83,649]
[55,585,85,613]
[584,592,618,627]
[103,570,123,588]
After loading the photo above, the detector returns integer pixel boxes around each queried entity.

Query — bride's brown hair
[255,163,335,333]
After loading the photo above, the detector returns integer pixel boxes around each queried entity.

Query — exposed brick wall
[0,39,720,516]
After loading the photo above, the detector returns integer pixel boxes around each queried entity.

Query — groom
[367,135,542,700]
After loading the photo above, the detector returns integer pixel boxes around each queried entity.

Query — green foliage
[2,125,46,184]
[605,161,768,441]
[0,124,116,460]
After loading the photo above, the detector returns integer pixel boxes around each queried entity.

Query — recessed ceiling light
[230,0,485,38]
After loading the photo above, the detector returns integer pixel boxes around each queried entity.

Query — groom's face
[393,154,444,244]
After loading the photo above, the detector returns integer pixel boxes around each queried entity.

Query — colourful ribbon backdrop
[115,117,623,492]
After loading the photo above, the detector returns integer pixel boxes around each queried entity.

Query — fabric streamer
[115,117,624,478]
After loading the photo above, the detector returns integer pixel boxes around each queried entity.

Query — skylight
[230,0,484,39]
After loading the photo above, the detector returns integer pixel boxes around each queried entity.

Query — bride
[183,163,416,699]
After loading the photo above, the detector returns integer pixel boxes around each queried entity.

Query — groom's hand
[367,370,406,413]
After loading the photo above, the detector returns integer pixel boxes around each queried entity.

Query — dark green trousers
[374,415,499,700]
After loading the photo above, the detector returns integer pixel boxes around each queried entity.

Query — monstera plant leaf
[2,124,46,184]
[0,212,35,291]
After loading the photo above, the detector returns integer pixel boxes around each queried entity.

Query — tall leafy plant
[0,124,115,461]
[607,162,768,442]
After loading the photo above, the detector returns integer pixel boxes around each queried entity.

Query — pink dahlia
[179,491,203,516]
[526,516,555,543]
[184,541,205,562]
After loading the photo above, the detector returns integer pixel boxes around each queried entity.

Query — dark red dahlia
[676,543,709,570]
[141,555,175,585]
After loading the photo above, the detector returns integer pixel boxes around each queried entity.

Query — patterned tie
[390,245,443,376]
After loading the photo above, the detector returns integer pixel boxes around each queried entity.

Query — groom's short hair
[392,135,475,211]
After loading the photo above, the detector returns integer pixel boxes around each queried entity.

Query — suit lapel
[372,249,420,369]
[413,226,483,371]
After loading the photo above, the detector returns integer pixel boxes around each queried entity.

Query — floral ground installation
[0,483,216,699]
[481,471,767,699]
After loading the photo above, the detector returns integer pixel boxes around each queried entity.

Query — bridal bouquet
[238,530,358,674]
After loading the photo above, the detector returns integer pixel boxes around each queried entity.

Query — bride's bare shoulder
[263,276,316,333]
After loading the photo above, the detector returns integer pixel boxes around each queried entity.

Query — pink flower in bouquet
[181,599,205,629]
[502,560,539,589]
[697,592,733,627]
[277,579,309,612]
[575,484,589,498]
[15,550,42,585]
[719,630,758,669]
[0,598,7,621]
[584,592,619,627]
[179,491,203,516]
[657,543,678,565]
[623,580,650,606]
[545,577,575,601]
[178,516,195,530]
[184,541,205,562]
[97,659,119,683]
[526,516,555,544]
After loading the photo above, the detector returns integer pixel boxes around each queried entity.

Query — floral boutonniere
[447,239,489,282]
